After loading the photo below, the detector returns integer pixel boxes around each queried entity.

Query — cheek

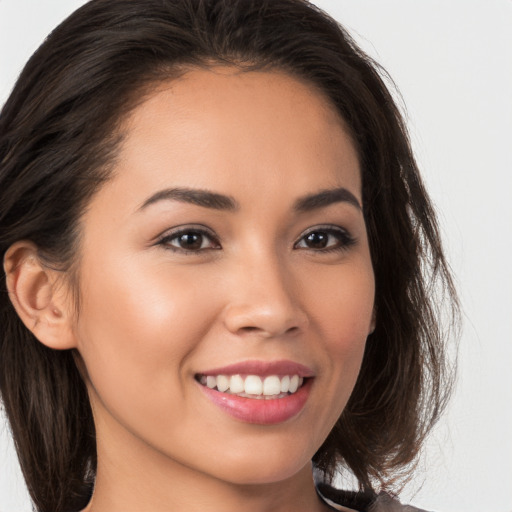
[306,259,375,343]
[304,260,374,411]
[73,258,219,414]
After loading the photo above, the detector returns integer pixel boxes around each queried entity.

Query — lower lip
[198,379,312,425]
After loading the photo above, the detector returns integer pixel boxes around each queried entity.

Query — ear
[4,241,76,350]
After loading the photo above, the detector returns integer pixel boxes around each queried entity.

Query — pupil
[306,232,328,248]
[180,233,202,249]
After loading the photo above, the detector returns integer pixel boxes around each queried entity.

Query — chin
[203,440,314,486]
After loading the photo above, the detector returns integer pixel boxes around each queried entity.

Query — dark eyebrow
[138,187,239,212]
[294,188,362,212]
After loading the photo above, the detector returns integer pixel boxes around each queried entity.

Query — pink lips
[196,360,314,425]
[199,360,314,378]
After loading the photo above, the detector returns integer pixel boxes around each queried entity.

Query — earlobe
[3,241,76,350]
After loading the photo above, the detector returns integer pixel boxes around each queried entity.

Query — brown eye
[295,226,356,252]
[159,227,220,253]
[175,232,204,250]
[303,231,329,249]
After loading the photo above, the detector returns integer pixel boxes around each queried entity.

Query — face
[70,68,375,487]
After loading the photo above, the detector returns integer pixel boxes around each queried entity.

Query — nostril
[239,326,260,334]
[237,325,301,336]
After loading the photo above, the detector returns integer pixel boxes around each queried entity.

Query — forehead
[103,67,361,211]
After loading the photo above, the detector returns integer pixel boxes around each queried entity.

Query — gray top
[317,483,430,512]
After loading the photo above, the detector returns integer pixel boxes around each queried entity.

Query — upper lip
[197,360,315,378]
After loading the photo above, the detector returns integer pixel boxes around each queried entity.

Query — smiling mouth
[195,374,306,399]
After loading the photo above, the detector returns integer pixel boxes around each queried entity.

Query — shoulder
[316,483,432,512]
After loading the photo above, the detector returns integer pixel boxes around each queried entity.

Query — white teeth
[263,375,281,395]
[244,375,263,395]
[229,374,244,394]
[289,375,300,393]
[216,375,229,393]
[200,373,305,398]
[206,375,217,389]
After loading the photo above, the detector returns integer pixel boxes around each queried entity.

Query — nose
[222,255,308,339]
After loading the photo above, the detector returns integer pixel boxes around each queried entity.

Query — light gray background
[1,1,511,511]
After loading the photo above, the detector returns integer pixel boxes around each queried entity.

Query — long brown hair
[0,1,458,510]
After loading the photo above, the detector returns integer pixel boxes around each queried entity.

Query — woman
[0,1,458,511]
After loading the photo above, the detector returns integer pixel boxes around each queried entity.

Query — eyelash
[156,225,356,254]
[157,226,221,254]
[294,225,357,253]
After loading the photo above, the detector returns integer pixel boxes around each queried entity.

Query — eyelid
[294,224,357,251]
[155,224,221,252]
[153,223,355,254]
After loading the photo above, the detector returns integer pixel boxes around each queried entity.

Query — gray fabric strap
[369,493,431,512]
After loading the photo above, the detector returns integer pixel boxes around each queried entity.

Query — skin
[6,68,375,512]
